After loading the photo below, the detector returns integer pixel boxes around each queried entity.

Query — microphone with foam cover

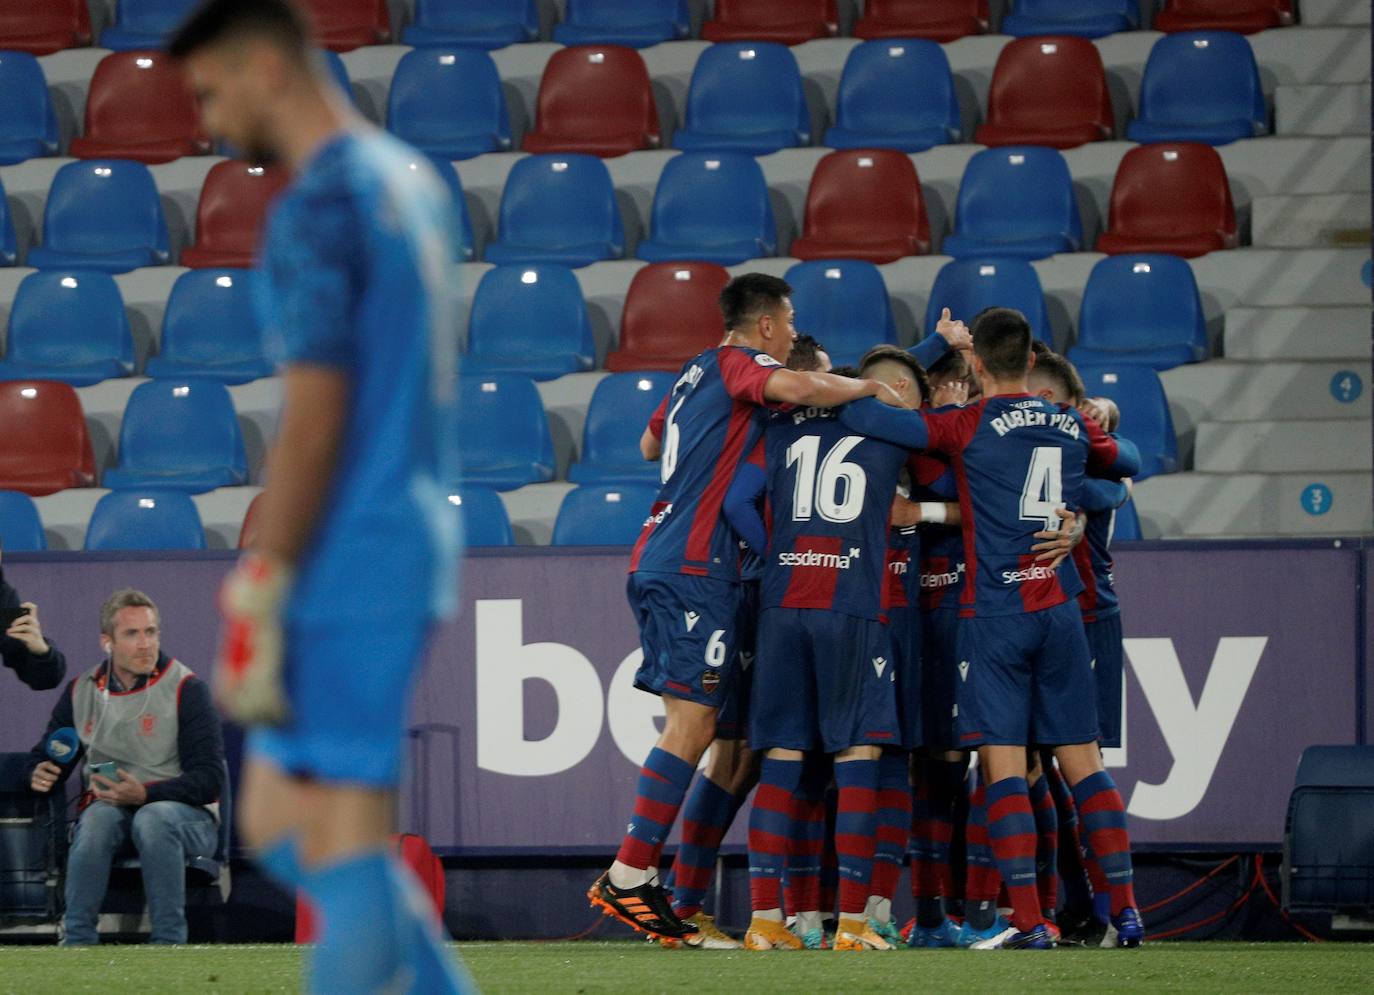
[45,727,79,766]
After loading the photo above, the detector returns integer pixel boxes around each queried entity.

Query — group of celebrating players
[589,273,1145,953]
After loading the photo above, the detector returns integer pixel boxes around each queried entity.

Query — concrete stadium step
[1299,0,1371,26]
[1162,359,1370,430]
[1133,471,1372,538]
[1251,193,1371,248]
[1276,84,1371,136]
[500,482,578,546]
[1223,306,1370,361]
[1193,419,1371,473]
[32,485,261,551]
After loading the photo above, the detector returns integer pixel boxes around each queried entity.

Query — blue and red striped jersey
[630,345,783,581]
[884,528,914,613]
[1074,477,1129,620]
[911,451,965,613]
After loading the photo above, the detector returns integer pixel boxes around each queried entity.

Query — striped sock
[615,747,697,872]
[784,776,826,918]
[834,758,880,916]
[1029,775,1060,918]
[819,784,839,918]
[964,781,1002,924]
[748,757,804,914]
[984,776,1042,933]
[1045,762,1093,914]
[870,751,911,906]
[670,776,744,918]
[1071,770,1137,916]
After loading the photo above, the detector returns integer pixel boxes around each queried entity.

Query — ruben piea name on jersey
[989,402,1083,440]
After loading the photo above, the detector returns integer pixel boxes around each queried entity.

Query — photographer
[1,548,65,691]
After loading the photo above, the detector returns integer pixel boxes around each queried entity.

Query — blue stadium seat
[1069,255,1207,371]
[146,269,272,384]
[569,372,676,485]
[1125,32,1268,146]
[784,260,896,367]
[100,0,199,50]
[84,489,206,551]
[463,265,594,380]
[386,48,511,161]
[103,380,249,493]
[484,154,624,267]
[552,484,658,545]
[941,147,1082,260]
[416,155,476,261]
[1112,497,1142,541]
[455,376,555,490]
[320,49,352,97]
[450,486,514,546]
[637,153,777,265]
[0,491,45,551]
[0,52,59,165]
[925,258,1051,345]
[401,0,539,48]
[1076,365,1178,479]
[553,0,690,47]
[1000,0,1137,38]
[0,270,134,386]
[0,178,14,266]
[824,39,960,153]
[27,160,170,273]
[673,43,811,155]
[1364,258,1372,288]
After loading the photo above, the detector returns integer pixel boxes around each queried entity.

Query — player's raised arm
[1084,416,1140,479]
[1080,476,1132,514]
[641,392,668,461]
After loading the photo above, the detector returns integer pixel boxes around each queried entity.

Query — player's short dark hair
[786,334,826,372]
[829,365,859,379]
[971,307,1032,379]
[859,344,930,405]
[719,273,791,332]
[1032,349,1086,405]
[926,346,969,385]
[168,0,311,61]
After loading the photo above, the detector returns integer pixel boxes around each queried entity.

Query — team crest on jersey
[139,714,157,736]
[702,670,721,694]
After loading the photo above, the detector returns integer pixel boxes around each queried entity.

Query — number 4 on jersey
[1020,446,1065,530]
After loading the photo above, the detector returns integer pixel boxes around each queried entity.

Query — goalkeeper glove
[216,551,293,726]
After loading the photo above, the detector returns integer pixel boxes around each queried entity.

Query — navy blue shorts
[920,608,961,752]
[715,580,758,740]
[751,607,900,754]
[955,600,1097,749]
[1085,612,1124,749]
[627,572,739,706]
[887,605,922,750]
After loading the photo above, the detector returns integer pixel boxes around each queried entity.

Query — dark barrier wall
[0,541,1365,851]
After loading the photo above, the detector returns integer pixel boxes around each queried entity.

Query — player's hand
[891,496,922,529]
[1078,398,1110,432]
[30,760,60,794]
[216,551,293,727]
[1031,508,1079,567]
[935,308,972,352]
[6,603,49,655]
[873,381,909,409]
[92,769,147,807]
[931,379,968,407]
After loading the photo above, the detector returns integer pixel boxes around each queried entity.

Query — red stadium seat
[701,0,838,45]
[238,492,263,549]
[606,263,731,372]
[0,381,96,496]
[68,52,211,165]
[522,46,660,158]
[180,162,291,269]
[0,0,91,56]
[298,0,391,51]
[790,150,930,264]
[1154,0,1294,34]
[1097,143,1238,258]
[974,36,1113,150]
[852,0,990,42]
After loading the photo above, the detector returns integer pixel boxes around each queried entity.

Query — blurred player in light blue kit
[169,2,471,991]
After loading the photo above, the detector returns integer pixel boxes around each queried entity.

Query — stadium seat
[0,381,96,496]
[386,48,512,161]
[824,40,961,153]
[401,0,538,48]
[484,154,624,268]
[1283,745,1374,914]
[0,271,133,387]
[701,0,836,44]
[554,0,690,47]
[0,178,16,266]
[790,150,930,264]
[27,160,170,273]
[420,156,476,261]
[552,484,658,546]
[672,43,810,156]
[1069,255,1207,370]
[852,0,989,42]
[1155,0,1294,35]
[298,0,391,51]
[606,262,731,372]
[179,162,291,270]
[973,37,1113,149]
[146,269,273,384]
[1112,497,1142,541]
[1075,366,1178,479]
[100,0,200,50]
[636,152,777,265]
[0,491,45,551]
[0,0,91,56]
[68,52,211,164]
[103,380,249,493]
[925,258,1052,345]
[0,52,59,165]
[463,265,595,380]
[522,46,660,158]
[1000,0,1138,38]
[1125,33,1268,146]
[451,486,514,547]
[942,147,1082,260]
[785,260,897,366]
[454,376,555,490]
[84,490,206,551]
[569,372,677,485]
[1096,143,1237,258]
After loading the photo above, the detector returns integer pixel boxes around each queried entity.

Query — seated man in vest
[27,589,225,946]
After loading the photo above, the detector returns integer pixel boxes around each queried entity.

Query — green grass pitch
[0,941,1370,994]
